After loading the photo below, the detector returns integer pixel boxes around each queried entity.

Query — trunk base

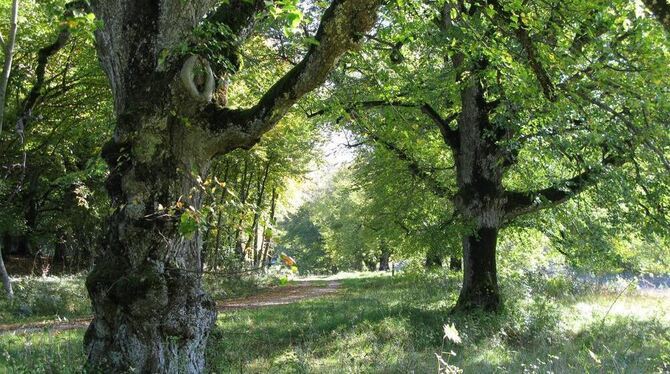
[456,227,501,313]
[453,284,502,313]
[85,255,217,373]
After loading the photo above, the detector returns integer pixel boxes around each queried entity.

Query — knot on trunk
[180,55,215,103]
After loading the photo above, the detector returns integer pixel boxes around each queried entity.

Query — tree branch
[420,103,459,149]
[503,153,625,221]
[307,99,461,151]
[203,0,383,154]
[488,0,556,101]
[13,1,89,135]
[365,132,453,198]
[306,99,417,119]
[0,0,19,136]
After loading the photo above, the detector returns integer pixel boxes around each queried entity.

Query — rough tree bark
[0,244,13,299]
[84,0,382,372]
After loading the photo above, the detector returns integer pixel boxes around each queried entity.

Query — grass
[1,271,669,373]
[0,330,84,373]
[207,272,670,373]
[0,275,90,325]
[0,272,288,326]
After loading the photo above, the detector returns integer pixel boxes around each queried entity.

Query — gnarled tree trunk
[84,114,218,372]
[84,0,382,371]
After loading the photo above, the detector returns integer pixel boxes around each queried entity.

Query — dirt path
[218,280,340,310]
[0,280,341,335]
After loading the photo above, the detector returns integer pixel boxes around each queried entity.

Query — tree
[1,0,112,276]
[0,244,12,298]
[200,114,321,272]
[317,0,670,311]
[83,0,382,371]
[0,0,18,299]
[642,0,670,32]
[277,204,331,274]
[0,0,17,135]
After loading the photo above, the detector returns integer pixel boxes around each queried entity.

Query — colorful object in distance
[280,253,297,267]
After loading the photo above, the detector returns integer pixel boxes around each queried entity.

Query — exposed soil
[0,280,340,335]
[219,280,340,310]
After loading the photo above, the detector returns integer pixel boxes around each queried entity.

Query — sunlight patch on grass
[300,271,391,282]
[2,271,669,373]
[569,292,670,334]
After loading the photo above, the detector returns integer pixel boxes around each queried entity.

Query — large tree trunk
[84,0,381,370]
[84,116,217,372]
[457,227,500,311]
[452,64,505,313]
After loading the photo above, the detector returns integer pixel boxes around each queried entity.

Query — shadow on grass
[207,274,463,372]
[1,273,667,373]
[207,274,670,373]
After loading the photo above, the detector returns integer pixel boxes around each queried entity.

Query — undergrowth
[0,272,277,325]
[0,275,90,325]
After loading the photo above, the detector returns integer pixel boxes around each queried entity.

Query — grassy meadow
[0,270,668,373]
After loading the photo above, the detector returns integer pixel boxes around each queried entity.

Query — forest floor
[1,271,669,373]
[0,279,341,335]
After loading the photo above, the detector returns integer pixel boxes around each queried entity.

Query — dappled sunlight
[0,0,669,370]
[1,272,668,372]
[206,273,670,373]
[570,292,670,328]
